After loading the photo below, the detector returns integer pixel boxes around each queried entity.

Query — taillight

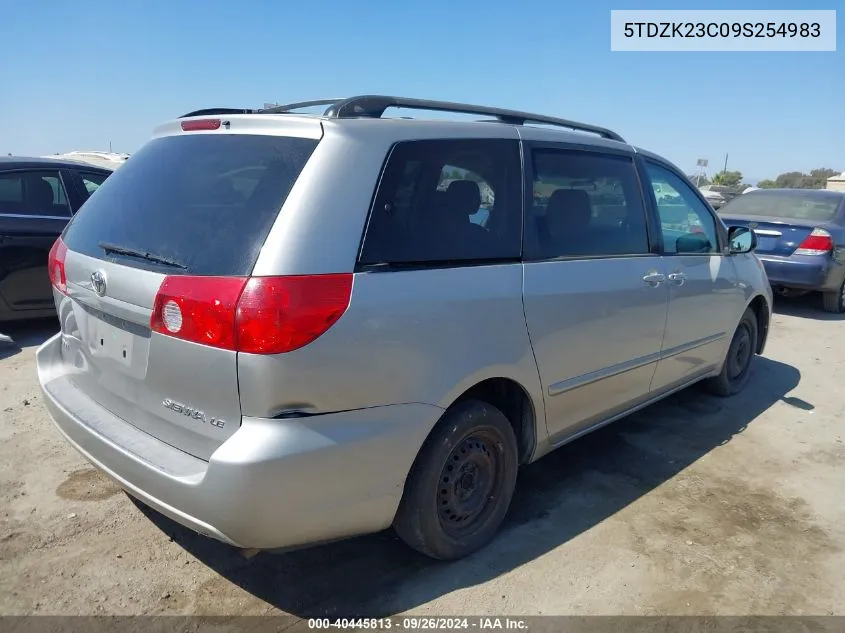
[180,118,221,131]
[236,275,353,354]
[48,237,68,294]
[151,276,246,350]
[795,228,834,256]
[150,274,352,354]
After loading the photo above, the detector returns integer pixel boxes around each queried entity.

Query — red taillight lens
[180,118,221,131]
[795,228,834,256]
[151,276,247,350]
[150,274,352,354]
[48,237,68,294]
[236,274,353,354]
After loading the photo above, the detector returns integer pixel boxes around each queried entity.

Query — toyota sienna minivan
[36,96,772,560]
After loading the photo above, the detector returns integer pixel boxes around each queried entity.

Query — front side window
[646,162,720,255]
[525,149,650,260]
[0,170,71,217]
[359,139,522,266]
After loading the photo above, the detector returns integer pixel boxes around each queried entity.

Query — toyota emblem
[91,270,107,296]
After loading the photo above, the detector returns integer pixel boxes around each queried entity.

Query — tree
[757,168,840,190]
[711,170,743,187]
[806,168,839,189]
[772,171,805,188]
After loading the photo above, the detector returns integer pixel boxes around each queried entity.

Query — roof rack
[322,95,625,142]
[180,96,625,143]
[180,107,256,118]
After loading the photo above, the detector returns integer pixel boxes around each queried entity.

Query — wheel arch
[433,375,540,466]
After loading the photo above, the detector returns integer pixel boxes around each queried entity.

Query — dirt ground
[1,295,843,619]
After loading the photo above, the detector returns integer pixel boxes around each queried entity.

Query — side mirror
[676,232,713,254]
[728,226,757,254]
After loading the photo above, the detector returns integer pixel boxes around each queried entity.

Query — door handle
[642,271,666,286]
[668,272,687,286]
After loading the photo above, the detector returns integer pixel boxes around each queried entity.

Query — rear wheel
[394,399,518,560]
[705,307,758,397]
[822,280,845,314]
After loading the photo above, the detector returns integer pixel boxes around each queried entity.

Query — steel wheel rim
[437,428,507,537]
[727,323,753,381]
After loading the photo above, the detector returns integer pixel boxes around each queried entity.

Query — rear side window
[78,170,110,196]
[62,134,318,276]
[359,139,522,266]
[525,149,649,260]
[0,170,71,217]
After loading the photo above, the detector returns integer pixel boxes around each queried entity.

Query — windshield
[62,133,318,276]
[718,192,842,222]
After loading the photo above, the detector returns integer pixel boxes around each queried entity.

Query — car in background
[44,151,129,173]
[0,157,113,321]
[718,188,845,313]
[699,184,743,210]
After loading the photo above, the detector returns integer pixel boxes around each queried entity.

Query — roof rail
[259,99,346,114]
[180,107,255,118]
[179,96,625,142]
[322,95,625,142]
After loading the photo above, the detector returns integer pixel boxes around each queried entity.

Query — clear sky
[0,0,841,182]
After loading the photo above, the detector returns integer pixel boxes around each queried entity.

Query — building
[826,172,845,192]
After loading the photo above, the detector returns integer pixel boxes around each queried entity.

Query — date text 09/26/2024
[308,618,529,630]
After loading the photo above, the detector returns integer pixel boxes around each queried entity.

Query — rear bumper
[36,333,442,550]
[758,254,844,292]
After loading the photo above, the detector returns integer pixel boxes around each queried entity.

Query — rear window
[719,192,842,222]
[62,134,318,276]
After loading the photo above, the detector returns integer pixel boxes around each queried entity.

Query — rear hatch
[53,125,320,459]
[718,192,843,256]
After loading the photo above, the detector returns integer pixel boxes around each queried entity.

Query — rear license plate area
[86,313,135,366]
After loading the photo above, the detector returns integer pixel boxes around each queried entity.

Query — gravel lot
[1,296,843,619]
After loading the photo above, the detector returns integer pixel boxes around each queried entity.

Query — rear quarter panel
[236,264,546,428]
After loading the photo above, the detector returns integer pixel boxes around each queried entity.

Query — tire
[822,280,845,314]
[705,307,758,397]
[393,398,518,560]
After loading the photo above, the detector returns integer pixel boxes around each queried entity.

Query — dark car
[718,188,845,313]
[0,157,113,321]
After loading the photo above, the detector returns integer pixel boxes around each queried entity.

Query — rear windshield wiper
[98,242,188,270]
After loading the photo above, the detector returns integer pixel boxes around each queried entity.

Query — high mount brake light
[150,274,353,354]
[795,228,834,256]
[48,237,68,294]
[180,119,222,131]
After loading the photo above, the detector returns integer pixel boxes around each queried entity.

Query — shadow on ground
[0,318,58,361]
[773,293,845,321]
[135,355,803,618]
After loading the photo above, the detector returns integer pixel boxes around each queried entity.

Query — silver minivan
[36,96,772,560]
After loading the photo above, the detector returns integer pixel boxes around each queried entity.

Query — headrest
[445,180,481,216]
[26,178,56,210]
[547,189,591,219]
